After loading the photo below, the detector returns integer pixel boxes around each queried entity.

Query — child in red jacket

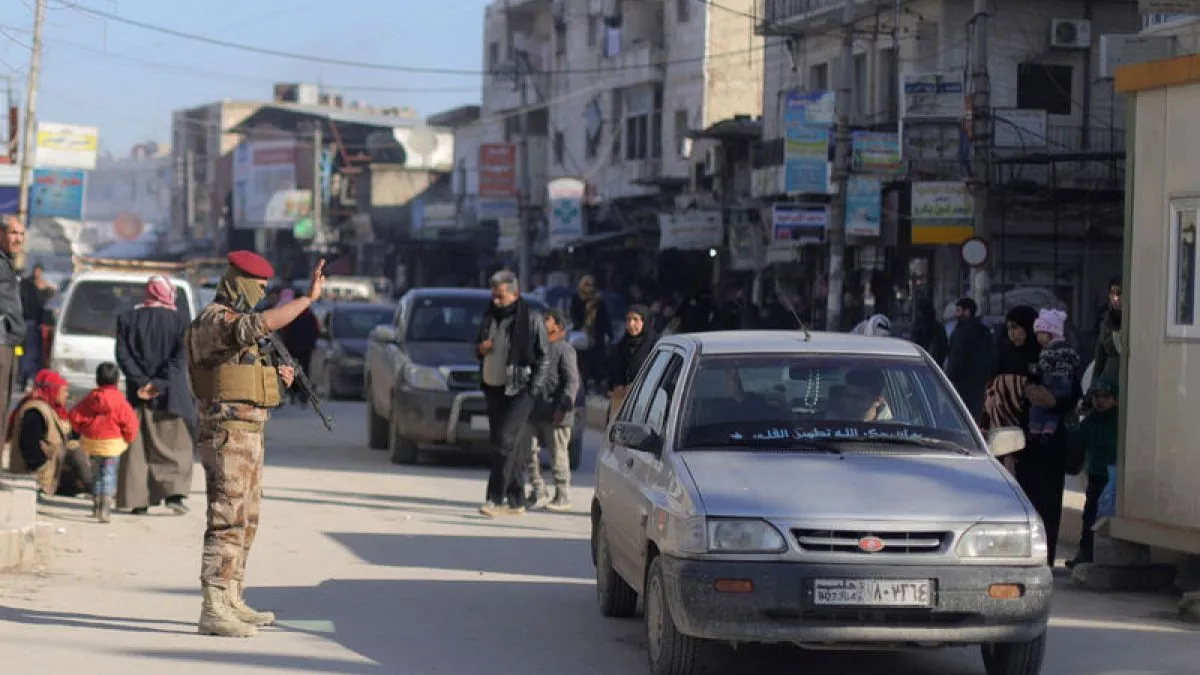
[69,362,139,523]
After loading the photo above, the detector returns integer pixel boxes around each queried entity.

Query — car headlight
[707,519,788,553]
[955,523,1044,559]
[403,364,448,392]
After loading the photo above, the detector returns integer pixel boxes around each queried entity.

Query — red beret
[227,251,274,279]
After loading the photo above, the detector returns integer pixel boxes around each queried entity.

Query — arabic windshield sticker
[734,426,927,442]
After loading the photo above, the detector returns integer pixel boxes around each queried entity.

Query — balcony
[482,68,550,113]
[628,157,662,184]
[602,43,665,90]
[760,0,886,36]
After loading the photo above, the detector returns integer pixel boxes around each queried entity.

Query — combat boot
[198,584,257,637]
[228,580,276,626]
[98,497,113,524]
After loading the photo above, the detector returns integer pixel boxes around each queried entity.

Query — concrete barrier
[0,475,38,571]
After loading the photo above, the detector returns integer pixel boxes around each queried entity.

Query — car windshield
[678,354,978,452]
[61,280,192,337]
[332,307,395,339]
[405,295,546,343]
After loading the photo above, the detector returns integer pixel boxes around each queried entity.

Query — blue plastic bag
[1097,464,1118,519]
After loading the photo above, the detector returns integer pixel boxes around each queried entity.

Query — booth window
[1168,197,1200,339]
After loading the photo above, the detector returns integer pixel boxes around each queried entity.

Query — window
[676,0,690,23]
[621,350,674,422]
[1168,198,1200,339]
[1017,63,1073,116]
[488,42,500,70]
[677,354,979,451]
[674,109,689,158]
[810,63,829,90]
[646,356,684,435]
[62,280,191,337]
[332,307,396,339]
[1144,13,1193,29]
[406,295,547,343]
[623,85,662,160]
[853,53,868,119]
[878,48,899,120]
[554,131,565,165]
[587,15,599,47]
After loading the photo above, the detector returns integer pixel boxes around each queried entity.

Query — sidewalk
[0,473,39,571]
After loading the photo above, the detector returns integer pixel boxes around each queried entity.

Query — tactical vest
[189,340,283,409]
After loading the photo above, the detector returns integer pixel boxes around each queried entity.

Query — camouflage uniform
[186,251,282,638]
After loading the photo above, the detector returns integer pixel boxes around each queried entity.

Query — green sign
[293,217,314,240]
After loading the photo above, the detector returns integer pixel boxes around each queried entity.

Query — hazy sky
[0,0,488,156]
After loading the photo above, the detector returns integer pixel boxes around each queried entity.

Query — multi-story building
[481,0,765,283]
[756,0,1141,329]
[85,142,172,227]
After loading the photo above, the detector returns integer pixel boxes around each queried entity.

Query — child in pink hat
[1029,308,1080,441]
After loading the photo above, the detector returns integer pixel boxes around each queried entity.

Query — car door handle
[625,457,634,469]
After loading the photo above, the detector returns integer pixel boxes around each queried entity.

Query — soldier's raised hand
[306,259,327,302]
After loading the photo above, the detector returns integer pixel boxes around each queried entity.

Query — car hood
[335,338,368,358]
[404,341,477,368]
[678,451,1029,523]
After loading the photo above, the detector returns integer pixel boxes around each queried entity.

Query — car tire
[388,398,420,465]
[595,521,638,618]
[981,631,1047,675]
[645,555,705,675]
[366,388,389,450]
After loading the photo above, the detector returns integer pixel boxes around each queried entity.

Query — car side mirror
[987,427,1026,458]
[610,421,660,455]
[369,325,398,344]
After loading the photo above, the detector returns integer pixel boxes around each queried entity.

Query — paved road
[1,400,1197,675]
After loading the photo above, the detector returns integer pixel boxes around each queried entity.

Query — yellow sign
[912,224,974,245]
[35,122,100,170]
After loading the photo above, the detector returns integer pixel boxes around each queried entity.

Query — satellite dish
[403,126,439,157]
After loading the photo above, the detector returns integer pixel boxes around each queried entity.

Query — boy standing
[69,362,140,523]
[523,309,580,512]
[1067,376,1119,568]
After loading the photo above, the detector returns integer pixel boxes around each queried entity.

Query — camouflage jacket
[185,302,272,424]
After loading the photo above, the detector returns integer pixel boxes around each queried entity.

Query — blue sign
[846,176,882,238]
[30,168,86,219]
[0,186,17,215]
[783,89,833,195]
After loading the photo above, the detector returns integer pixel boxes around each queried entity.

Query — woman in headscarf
[850,314,891,337]
[607,305,658,422]
[910,299,949,365]
[570,275,612,391]
[984,305,1041,436]
[114,275,196,515]
[8,369,91,497]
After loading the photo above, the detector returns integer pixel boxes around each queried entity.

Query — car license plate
[812,579,933,607]
[470,415,489,431]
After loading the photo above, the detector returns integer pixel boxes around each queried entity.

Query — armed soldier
[186,251,325,637]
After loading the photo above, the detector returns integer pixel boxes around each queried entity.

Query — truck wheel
[595,521,638,618]
[646,556,705,675]
[366,390,388,450]
[388,398,419,464]
[981,631,1047,675]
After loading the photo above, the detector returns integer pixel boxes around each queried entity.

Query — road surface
[1,400,1197,674]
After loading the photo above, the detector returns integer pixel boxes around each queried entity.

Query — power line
[59,2,767,76]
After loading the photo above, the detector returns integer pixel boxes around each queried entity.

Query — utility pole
[184,149,195,246]
[17,0,47,237]
[968,0,991,310]
[824,0,855,331]
[311,123,323,249]
[508,1,533,291]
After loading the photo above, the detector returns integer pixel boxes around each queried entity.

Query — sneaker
[166,496,189,515]
[478,501,502,518]
[500,504,526,516]
[546,492,572,512]
[130,507,149,516]
[527,487,550,510]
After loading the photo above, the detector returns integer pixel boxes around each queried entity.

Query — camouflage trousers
[198,419,265,589]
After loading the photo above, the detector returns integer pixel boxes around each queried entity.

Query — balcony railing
[603,43,666,89]
[760,0,884,34]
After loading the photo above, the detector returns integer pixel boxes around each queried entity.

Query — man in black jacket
[0,216,25,445]
[476,270,549,517]
[945,298,994,423]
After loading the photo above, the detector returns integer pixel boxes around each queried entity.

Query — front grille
[792,529,949,555]
[445,368,481,390]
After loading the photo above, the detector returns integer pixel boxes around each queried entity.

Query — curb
[0,474,39,572]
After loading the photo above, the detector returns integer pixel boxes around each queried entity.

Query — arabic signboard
[1138,1,1200,13]
[479,143,517,198]
[851,132,902,173]
[232,139,298,230]
[783,89,833,195]
[902,73,965,120]
[771,203,828,246]
[547,177,585,249]
[658,211,723,251]
[910,181,974,245]
[30,168,86,219]
[35,122,99,170]
[846,176,882,238]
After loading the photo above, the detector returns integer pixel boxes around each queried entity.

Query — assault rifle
[258,332,335,432]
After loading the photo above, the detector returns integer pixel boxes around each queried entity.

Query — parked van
[50,269,198,399]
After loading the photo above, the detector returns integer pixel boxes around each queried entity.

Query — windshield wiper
[818,436,972,455]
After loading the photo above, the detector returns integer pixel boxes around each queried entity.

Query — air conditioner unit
[704,147,722,176]
[1050,18,1092,49]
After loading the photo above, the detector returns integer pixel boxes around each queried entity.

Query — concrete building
[85,142,172,228]
[481,0,764,271]
[755,0,1141,330]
